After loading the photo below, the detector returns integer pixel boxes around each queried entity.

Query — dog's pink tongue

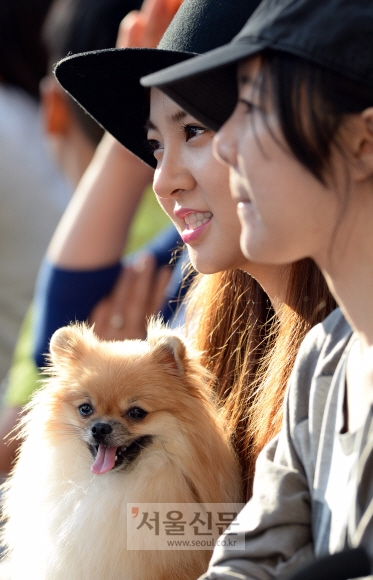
[91,445,117,475]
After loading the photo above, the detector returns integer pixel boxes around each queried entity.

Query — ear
[40,75,71,136]
[147,317,188,376]
[153,335,187,377]
[49,324,90,367]
[345,107,373,181]
[150,334,187,377]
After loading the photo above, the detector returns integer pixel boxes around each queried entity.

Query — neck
[323,265,373,350]
[317,182,373,349]
[241,262,291,314]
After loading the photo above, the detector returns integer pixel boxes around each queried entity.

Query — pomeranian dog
[0,320,242,580]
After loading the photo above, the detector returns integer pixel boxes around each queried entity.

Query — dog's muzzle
[84,420,152,475]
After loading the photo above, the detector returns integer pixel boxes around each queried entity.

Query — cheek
[198,157,231,202]
[211,177,242,227]
[155,194,176,224]
[185,139,221,179]
[240,134,286,208]
[218,197,243,232]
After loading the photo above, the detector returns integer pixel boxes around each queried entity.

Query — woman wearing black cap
[140,0,373,577]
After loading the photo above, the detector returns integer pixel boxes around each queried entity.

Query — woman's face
[214,57,340,268]
[147,89,249,274]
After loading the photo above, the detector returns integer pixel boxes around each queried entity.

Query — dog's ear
[147,317,188,376]
[151,335,187,377]
[49,324,90,367]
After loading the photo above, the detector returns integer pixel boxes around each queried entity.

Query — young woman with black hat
[51,0,337,505]
[140,0,373,576]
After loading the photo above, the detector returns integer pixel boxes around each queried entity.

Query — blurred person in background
[0,0,71,391]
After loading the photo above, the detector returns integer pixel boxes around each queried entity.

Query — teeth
[184,212,212,229]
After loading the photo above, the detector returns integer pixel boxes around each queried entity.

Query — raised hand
[117,0,183,48]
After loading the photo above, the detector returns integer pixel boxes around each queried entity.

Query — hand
[117,0,183,48]
[89,253,173,341]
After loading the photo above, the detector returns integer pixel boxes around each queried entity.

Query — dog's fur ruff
[0,320,241,580]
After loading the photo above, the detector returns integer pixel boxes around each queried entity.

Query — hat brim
[55,48,195,168]
[141,40,266,132]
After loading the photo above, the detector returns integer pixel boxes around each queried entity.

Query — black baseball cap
[141,0,373,131]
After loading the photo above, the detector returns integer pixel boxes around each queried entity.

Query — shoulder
[299,307,351,363]
[287,308,352,427]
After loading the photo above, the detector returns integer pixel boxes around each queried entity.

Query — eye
[127,407,147,421]
[78,403,94,417]
[181,124,207,142]
[146,138,162,153]
[238,98,257,114]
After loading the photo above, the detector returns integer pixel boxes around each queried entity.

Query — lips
[173,207,213,244]
[232,189,251,204]
[230,174,252,204]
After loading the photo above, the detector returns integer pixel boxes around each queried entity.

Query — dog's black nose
[91,422,112,440]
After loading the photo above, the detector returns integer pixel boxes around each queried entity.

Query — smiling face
[146,88,249,274]
[214,57,341,268]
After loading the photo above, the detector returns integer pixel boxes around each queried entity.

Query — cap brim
[55,48,194,168]
[141,40,266,131]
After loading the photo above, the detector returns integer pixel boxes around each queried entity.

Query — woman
[54,0,335,503]
[140,0,373,576]
[145,87,335,495]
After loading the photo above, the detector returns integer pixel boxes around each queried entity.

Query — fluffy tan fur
[0,320,241,580]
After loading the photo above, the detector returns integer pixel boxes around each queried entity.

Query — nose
[213,107,239,169]
[91,422,112,441]
[153,147,196,200]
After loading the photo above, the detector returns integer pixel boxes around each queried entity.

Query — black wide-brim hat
[54,0,262,168]
[141,0,373,132]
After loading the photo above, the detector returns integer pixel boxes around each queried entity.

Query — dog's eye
[78,403,94,417]
[127,407,147,421]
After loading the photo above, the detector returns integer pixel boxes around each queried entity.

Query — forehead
[148,88,189,129]
[62,352,171,405]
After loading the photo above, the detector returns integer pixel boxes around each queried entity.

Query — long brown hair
[186,258,336,500]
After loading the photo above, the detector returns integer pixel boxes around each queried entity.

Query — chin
[0,320,241,580]
[190,261,218,275]
[239,226,270,264]
[188,249,232,275]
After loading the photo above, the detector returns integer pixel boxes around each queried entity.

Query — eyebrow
[238,70,263,96]
[168,109,188,124]
[145,109,188,132]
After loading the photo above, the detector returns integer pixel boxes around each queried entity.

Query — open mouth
[184,211,212,230]
[89,435,152,475]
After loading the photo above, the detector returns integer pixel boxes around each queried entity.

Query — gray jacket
[199,308,372,580]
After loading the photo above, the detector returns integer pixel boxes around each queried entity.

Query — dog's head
[37,320,214,476]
